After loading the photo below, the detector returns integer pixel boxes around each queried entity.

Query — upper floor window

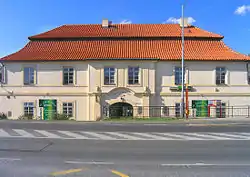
[104,67,115,85]
[63,102,74,117]
[128,66,139,85]
[174,66,185,85]
[0,65,6,84]
[63,67,74,85]
[247,63,250,84]
[216,67,226,85]
[24,102,34,117]
[24,67,35,85]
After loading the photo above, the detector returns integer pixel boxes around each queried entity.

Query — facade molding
[160,92,250,96]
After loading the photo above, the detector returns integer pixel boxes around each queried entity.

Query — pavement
[0,120,250,176]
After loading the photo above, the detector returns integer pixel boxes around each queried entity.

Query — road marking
[34,130,61,138]
[57,131,90,139]
[183,133,231,140]
[160,163,250,167]
[0,158,21,161]
[209,133,250,139]
[64,161,114,165]
[50,168,84,176]
[131,132,172,140]
[82,132,116,140]
[110,170,129,177]
[105,132,143,140]
[0,129,12,137]
[157,133,202,140]
[13,129,35,137]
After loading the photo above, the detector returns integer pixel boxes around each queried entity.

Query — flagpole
[181,4,185,118]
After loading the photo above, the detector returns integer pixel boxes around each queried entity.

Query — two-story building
[0,20,250,121]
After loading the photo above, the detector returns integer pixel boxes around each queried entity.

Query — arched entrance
[109,102,133,118]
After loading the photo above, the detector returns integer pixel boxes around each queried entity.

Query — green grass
[102,117,184,122]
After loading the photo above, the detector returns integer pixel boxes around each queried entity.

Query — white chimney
[102,19,110,28]
[179,18,189,28]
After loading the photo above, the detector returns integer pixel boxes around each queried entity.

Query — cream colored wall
[1,60,250,120]
[157,61,250,107]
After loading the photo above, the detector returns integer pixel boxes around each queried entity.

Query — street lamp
[181,4,185,118]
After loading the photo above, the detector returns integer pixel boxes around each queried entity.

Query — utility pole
[181,4,185,118]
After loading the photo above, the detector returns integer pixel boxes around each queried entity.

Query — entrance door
[109,102,133,118]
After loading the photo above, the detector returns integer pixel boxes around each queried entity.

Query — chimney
[179,18,189,28]
[102,19,111,28]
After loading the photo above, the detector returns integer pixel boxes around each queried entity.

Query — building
[0,20,250,121]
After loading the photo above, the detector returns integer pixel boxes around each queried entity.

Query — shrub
[18,114,33,120]
[52,113,70,120]
[0,112,7,120]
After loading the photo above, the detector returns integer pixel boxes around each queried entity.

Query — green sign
[39,99,57,120]
[192,100,208,117]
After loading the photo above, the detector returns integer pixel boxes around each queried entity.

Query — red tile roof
[1,24,249,61]
[2,39,249,61]
[28,24,223,39]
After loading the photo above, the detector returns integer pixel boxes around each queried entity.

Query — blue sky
[0,0,249,58]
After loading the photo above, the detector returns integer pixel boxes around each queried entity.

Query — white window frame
[62,102,74,117]
[215,67,226,85]
[63,67,74,85]
[104,67,115,85]
[23,102,34,117]
[23,67,35,85]
[128,66,140,85]
[174,66,185,85]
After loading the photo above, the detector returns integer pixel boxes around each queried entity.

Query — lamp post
[181,4,185,118]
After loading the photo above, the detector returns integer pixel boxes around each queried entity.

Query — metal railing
[102,105,250,119]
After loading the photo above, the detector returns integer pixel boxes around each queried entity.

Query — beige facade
[0,60,250,121]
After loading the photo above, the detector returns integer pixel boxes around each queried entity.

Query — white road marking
[183,133,231,140]
[104,132,144,140]
[34,130,61,138]
[209,133,250,139]
[156,133,202,140]
[82,132,116,140]
[0,129,12,137]
[0,158,21,161]
[64,161,114,165]
[13,129,35,138]
[160,163,250,167]
[130,132,173,140]
[57,131,90,139]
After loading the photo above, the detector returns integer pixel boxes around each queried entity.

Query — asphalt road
[1,120,250,132]
[1,138,250,176]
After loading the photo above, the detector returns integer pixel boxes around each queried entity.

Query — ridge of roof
[28,23,223,40]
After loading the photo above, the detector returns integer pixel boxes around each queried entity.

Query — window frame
[215,67,226,85]
[128,66,140,85]
[23,67,35,85]
[174,66,185,85]
[63,67,74,85]
[104,67,116,85]
[0,65,6,84]
[23,102,34,117]
[62,102,74,117]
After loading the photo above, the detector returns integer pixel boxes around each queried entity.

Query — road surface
[0,121,250,176]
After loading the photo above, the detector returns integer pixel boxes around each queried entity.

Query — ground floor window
[63,102,74,117]
[24,102,34,117]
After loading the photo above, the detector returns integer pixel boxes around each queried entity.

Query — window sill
[216,84,228,87]
[126,84,141,87]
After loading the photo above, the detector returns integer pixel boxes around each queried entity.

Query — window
[174,66,185,85]
[63,102,74,117]
[247,63,250,84]
[24,67,35,85]
[0,65,6,84]
[104,67,115,85]
[128,66,139,85]
[24,102,34,117]
[216,67,226,85]
[63,67,74,85]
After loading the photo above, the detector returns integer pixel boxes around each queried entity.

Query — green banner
[193,100,208,117]
[39,99,57,120]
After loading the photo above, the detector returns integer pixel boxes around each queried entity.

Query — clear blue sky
[0,0,249,58]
